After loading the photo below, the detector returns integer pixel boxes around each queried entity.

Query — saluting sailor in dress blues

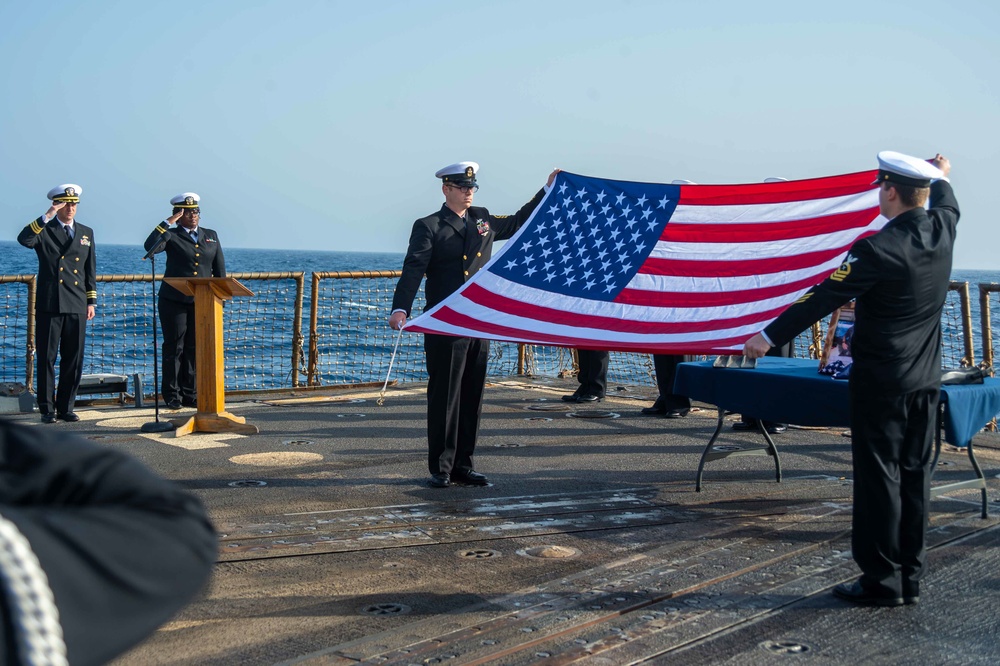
[17,184,97,423]
[389,163,560,489]
[744,151,959,608]
[142,193,226,410]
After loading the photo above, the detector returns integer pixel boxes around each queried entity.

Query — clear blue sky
[2,0,996,268]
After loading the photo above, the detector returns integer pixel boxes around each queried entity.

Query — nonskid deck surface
[9,379,998,665]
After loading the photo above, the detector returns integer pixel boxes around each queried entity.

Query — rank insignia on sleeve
[829,253,858,282]
[794,292,813,304]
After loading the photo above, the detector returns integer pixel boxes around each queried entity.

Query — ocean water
[0,242,405,278]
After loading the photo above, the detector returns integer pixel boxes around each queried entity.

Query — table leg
[756,422,782,483]
[930,400,989,519]
[695,407,727,492]
[967,439,989,519]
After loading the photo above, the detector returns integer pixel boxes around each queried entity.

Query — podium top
[162,277,255,298]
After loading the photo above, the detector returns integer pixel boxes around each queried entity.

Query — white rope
[0,512,68,666]
[377,326,406,406]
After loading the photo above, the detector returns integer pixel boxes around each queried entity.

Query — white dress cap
[170,192,201,208]
[47,184,83,202]
[435,161,479,182]
[873,151,943,187]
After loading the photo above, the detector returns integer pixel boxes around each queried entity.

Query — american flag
[405,169,883,354]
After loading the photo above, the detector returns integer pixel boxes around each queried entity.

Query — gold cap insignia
[65,187,76,196]
[465,167,474,178]
[185,196,195,205]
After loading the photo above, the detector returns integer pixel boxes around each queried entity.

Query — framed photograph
[819,302,855,377]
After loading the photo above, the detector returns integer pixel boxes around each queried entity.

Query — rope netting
[1,273,303,394]
[0,277,33,386]
[223,272,304,390]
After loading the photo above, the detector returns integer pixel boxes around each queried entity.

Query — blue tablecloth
[674,358,1000,447]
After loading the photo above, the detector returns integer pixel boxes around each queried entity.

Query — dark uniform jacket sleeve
[392,187,546,315]
[0,419,217,666]
[145,223,226,303]
[18,217,98,313]
[764,180,959,391]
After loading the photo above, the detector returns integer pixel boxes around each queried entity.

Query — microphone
[142,233,169,260]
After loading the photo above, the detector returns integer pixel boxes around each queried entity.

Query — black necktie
[63,225,74,241]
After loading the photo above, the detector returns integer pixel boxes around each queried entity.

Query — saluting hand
[166,211,184,225]
[45,201,66,219]
[930,154,951,178]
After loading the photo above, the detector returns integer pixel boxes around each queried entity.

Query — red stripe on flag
[677,170,877,205]
[460,282,788,334]
[413,306,753,353]
[616,272,829,308]
[661,209,880,243]
[640,247,857,279]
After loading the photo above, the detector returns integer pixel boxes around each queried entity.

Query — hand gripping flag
[406,169,883,354]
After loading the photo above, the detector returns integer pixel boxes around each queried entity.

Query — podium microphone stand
[140,236,175,433]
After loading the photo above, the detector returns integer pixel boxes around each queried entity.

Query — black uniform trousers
[652,354,691,411]
[849,384,937,597]
[424,333,489,476]
[159,297,197,403]
[34,312,86,415]
[575,349,609,397]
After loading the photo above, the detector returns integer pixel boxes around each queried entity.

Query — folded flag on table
[406,169,883,354]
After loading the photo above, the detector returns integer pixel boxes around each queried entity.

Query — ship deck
[9,377,999,665]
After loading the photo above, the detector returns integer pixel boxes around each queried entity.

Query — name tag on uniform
[476,220,490,236]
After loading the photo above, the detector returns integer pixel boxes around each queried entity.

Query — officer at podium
[143,193,226,410]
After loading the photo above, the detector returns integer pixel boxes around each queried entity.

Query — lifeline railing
[0,273,992,396]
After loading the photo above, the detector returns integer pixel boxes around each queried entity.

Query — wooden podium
[162,277,259,437]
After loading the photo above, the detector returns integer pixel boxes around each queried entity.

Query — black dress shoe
[57,412,80,422]
[664,408,690,419]
[181,398,198,408]
[832,581,903,607]
[41,413,57,424]
[428,474,451,488]
[562,393,582,402]
[903,582,919,605]
[733,419,785,433]
[165,400,182,410]
[452,470,489,486]
[640,401,667,416]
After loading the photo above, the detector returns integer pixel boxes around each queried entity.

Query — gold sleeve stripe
[157,222,168,232]
[30,220,43,234]
[794,292,813,305]
[86,291,98,297]
[830,264,852,282]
